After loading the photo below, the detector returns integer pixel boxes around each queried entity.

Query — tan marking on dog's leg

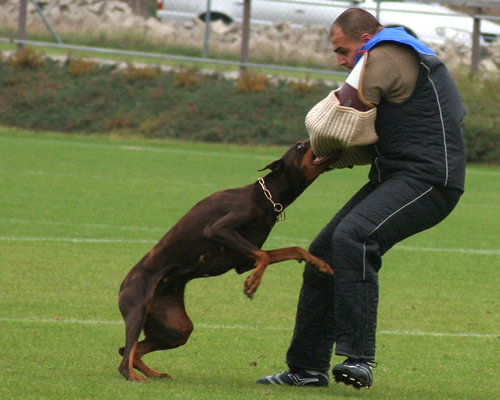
[133,345,172,378]
[243,247,333,298]
[127,343,147,382]
[267,247,333,275]
[244,250,270,298]
[134,358,172,379]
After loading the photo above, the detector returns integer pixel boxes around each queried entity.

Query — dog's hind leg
[131,283,193,379]
[118,262,186,381]
[118,273,151,382]
[118,307,149,381]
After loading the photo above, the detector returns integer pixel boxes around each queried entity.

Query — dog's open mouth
[313,149,342,166]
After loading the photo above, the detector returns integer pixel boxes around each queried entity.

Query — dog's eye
[297,143,304,149]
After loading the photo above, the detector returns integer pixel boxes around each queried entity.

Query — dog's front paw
[243,274,261,300]
[309,257,334,276]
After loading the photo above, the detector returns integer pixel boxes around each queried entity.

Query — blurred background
[0,1,498,161]
[1,0,500,74]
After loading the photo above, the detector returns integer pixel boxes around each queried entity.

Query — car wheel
[199,12,232,24]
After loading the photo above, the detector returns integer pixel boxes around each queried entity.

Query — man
[257,8,466,389]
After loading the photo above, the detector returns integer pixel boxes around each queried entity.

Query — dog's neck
[259,171,311,210]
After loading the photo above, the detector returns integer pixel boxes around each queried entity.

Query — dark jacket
[358,28,466,191]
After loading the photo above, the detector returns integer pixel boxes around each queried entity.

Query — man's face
[330,26,369,72]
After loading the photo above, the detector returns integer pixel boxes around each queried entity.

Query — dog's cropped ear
[258,159,283,172]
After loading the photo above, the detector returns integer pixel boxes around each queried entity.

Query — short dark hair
[331,8,383,39]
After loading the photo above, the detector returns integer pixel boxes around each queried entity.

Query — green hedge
[0,52,497,163]
[453,71,500,163]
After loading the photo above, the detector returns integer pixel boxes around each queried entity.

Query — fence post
[17,0,28,52]
[32,0,63,44]
[203,0,212,58]
[240,0,251,75]
[470,7,482,75]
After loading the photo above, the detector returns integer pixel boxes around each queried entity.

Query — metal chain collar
[258,177,286,222]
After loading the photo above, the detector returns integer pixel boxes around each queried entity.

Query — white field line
[1,218,499,255]
[3,169,500,209]
[3,135,500,176]
[1,234,498,256]
[2,135,500,176]
[0,135,273,160]
[0,317,497,339]
[0,217,165,232]
[0,168,221,189]
[393,245,500,256]
[0,236,156,244]
[273,236,500,256]
[3,168,500,210]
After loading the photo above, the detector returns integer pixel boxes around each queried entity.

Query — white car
[156,0,500,44]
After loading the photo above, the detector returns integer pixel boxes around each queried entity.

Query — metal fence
[5,0,500,75]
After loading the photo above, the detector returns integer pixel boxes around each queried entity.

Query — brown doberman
[117,141,338,381]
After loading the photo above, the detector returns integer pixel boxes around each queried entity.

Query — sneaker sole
[333,370,371,389]
[257,371,329,387]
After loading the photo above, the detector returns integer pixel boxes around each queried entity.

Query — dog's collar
[258,177,286,222]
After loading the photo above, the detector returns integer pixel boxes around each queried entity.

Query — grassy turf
[0,127,498,400]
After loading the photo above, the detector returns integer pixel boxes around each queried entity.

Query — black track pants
[286,177,462,371]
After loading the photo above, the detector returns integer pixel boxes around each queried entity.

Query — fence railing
[6,0,500,76]
[0,37,346,78]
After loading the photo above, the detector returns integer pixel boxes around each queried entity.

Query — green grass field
[0,127,498,400]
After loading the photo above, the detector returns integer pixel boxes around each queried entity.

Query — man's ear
[258,159,283,172]
[361,33,372,43]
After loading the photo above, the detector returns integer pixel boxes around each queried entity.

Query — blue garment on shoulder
[355,27,436,65]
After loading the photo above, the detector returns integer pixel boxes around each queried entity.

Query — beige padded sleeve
[305,90,378,167]
[305,52,379,168]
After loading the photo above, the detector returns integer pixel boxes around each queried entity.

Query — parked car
[156,0,500,44]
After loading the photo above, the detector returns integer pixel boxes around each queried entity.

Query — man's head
[330,8,383,71]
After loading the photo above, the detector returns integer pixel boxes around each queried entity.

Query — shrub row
[0,49,498,162]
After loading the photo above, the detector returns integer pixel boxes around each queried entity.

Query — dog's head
[259,141,340,183]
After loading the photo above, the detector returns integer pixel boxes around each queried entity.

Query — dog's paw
[243,280,255,300]
[119,367,148,382]
[244,289,254,300]
[151,372,172,379]
[309,258,334,276]
[244,275,260,299]
[129,374,148,382]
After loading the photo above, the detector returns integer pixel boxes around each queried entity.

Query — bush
[0,55,333,145]
[67,58,99,77]
[236,71,270,93]
[122,64,160,82]
[454,71,500,163]
[8,48,45,69]
[174,68,203,89]
[0,53,497,163]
